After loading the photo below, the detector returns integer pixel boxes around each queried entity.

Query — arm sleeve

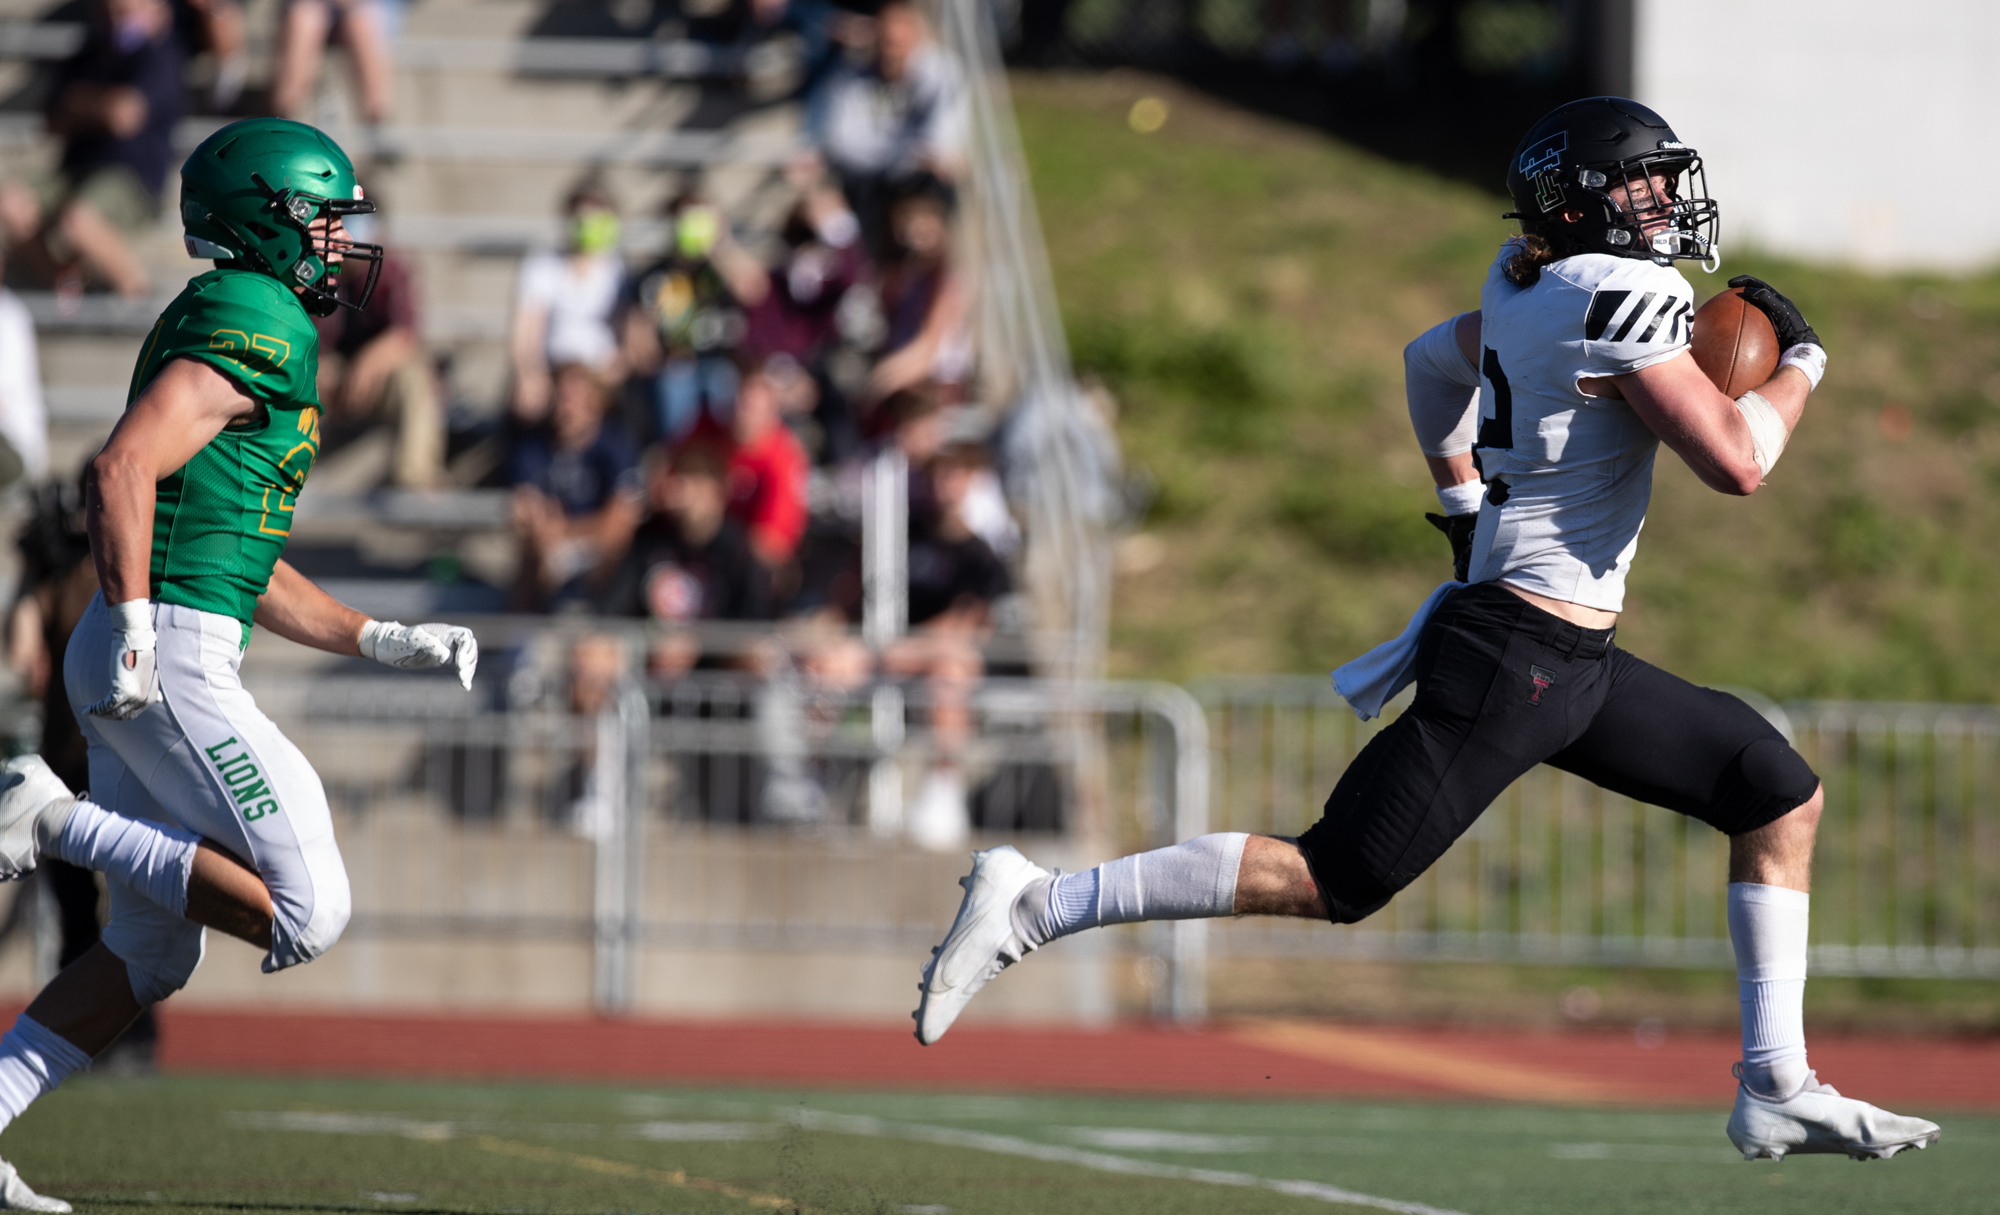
[1404,313,1481,458]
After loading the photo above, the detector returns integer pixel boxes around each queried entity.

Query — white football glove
[358,620,479,690]
[84,599,161,720]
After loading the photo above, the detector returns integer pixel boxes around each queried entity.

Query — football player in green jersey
[0,119,479,1209]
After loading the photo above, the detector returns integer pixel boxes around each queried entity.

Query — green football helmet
[179,118,382,317]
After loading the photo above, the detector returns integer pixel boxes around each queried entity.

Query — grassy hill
[1011,72,2000,703]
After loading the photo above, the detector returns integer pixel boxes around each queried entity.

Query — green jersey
[129,268,323,629]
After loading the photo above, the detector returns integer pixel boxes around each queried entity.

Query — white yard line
[785,1109,1472,1215]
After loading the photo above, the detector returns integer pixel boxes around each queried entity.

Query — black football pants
[1297,581,1819,924]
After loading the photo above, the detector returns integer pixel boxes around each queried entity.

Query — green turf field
[12,1074,1989,1215]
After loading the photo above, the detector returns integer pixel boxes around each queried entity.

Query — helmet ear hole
[245,221,279,241]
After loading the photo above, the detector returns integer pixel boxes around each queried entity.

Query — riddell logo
[1528,666,1556,705]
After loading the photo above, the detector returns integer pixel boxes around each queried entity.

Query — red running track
[126,1007,2000,1113]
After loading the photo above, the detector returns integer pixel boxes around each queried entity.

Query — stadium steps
[0,0,806,458]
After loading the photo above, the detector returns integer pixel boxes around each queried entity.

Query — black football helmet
[1504,97,1720,271]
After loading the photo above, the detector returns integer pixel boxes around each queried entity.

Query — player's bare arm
[1610,353,1807,496]
[255,560,371,655]
[85,358,255,605]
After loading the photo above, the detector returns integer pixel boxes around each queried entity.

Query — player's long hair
[1503,224,1588,288]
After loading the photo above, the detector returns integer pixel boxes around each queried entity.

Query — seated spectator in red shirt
[508,363,645,609]
[604,442,772,677]
[723,360,810,568]
[0,0,184,298]
[313,213,444,489]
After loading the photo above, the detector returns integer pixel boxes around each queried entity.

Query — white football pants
[64,594,351,996]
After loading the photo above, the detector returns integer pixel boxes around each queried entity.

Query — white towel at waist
[1331,581,1463,721]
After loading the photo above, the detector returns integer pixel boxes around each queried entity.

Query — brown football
[1689,287,1779,396]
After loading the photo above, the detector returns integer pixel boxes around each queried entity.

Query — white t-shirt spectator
[515,249,622,371]
[0,290,48,481]
[818,43,967,178]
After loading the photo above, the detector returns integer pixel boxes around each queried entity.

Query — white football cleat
[0,1157,70,1212]
[0,756,74,881]
[1727,1065,1940,1161]
[913,846,1049,1046]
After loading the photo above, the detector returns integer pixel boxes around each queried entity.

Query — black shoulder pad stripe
[1634,295,1677,343]
[1584,290,1630,341]
[1609,291,1656,343]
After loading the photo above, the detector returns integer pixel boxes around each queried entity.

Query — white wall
[1634,0,2000,272]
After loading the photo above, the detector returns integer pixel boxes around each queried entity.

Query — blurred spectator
[740,185,864,368]
[605,442,772,677]
[0,259,47,490]
[562,630,629,837]
[620,196,763,444]
[268,0,395,126]
[737,184,867,463]
[172,0,247,110]
[5,479,157,1070]
[511,182,626,425]
[0,0,184,299]
[812,0,966,258]
[508,362,644,609]
[739,0,845,113]
[905,443,1012,630]
[869,177,969,406]
[312,207,442,488]
[724,359,810,569]
[887,440,1012,851]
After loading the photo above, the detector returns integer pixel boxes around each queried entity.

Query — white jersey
[1468,243,1695,612]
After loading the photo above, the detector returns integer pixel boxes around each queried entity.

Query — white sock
[46,799,199,917]
[1728,882,1811,1097]
[1016,833,1249,947]
[0,1016,91,1135]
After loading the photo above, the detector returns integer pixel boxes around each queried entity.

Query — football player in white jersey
[911,96,1939,1163]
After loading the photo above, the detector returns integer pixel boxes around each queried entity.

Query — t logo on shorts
[204,737,281,822]
[1529,665,1556,705]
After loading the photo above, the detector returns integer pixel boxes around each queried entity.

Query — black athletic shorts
[1297,582,1819,925]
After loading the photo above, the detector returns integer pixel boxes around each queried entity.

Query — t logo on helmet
[1518,131,1567,179]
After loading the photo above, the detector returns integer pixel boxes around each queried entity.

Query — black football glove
[1728,275,1822,351]
[1425,511,1478,583]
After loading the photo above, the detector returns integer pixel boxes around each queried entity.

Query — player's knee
[276,869,352,967]
[104,925,206,1006]
[1736,735,1832,839]
[1736,735,1832,811]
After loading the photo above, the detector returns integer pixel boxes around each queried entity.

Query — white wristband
[1435,481,1483,516]
[109,599,151,632]
[1778,343,1826,392]
[1733,390,1789,477]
